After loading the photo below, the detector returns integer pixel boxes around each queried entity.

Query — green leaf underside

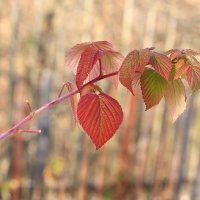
[77,93,123,149]
[150,52,172,80]
[164,79,186,121]
[76,45,100,89]
[186,66,200,92]
[119,49,150,94]
[141,68,167,110]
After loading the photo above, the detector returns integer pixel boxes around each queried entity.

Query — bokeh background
[1,0,200,199]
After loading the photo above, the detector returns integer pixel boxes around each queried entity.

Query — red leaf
[86,50,124,85]
[87,62,101,82]
[170,59,189,80]
[140,68,167,110]
[65,41,113,74]
[169,50,183,61]
[101,51,124,86]
[76,45,101,89]
[93,41,113,51]
[164,79,186,121]
[119,49,150,94]
[65,42,91,73]
[77,93,123,149]
[150,52,172,80]
[186,66,200,92]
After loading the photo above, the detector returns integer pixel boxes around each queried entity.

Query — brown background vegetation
[0,0,200,199]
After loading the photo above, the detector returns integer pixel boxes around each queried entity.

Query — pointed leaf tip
[76,45,100,89]
[65,41,114,74]
[77,93,123,149]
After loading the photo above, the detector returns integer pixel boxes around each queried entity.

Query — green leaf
[140,68,167,110]
[164,79,186,121]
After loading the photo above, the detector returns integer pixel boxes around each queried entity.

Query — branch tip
[26,100,33,113]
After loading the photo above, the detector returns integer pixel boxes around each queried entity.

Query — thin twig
[0,71,119,140]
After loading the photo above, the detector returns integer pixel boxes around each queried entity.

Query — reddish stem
[0,71,118,140]
[26,100,33,112]
[99,59,103,76]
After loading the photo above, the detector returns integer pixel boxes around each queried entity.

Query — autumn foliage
[65,41,200,149]
[1,41,200,150]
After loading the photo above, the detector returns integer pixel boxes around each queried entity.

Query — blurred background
[0,0,200,199]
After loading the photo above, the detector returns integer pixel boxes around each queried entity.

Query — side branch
[0,71,119,140]
[0,89,79,140]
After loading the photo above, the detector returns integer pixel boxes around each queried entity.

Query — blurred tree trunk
[31,71,52,200]
[8,0,20,124]
[11,79,27,200]
[191,149,200,200]
[115,94,137,199]
[143,5,157,48]
[133,108,154,199]
[120,0,135,52]
[9,0,21,200]
[76,138,90,200]
[81,0,94,41]
[174,97,195,199]
[151,106,168,198]
[94,149,107,200]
